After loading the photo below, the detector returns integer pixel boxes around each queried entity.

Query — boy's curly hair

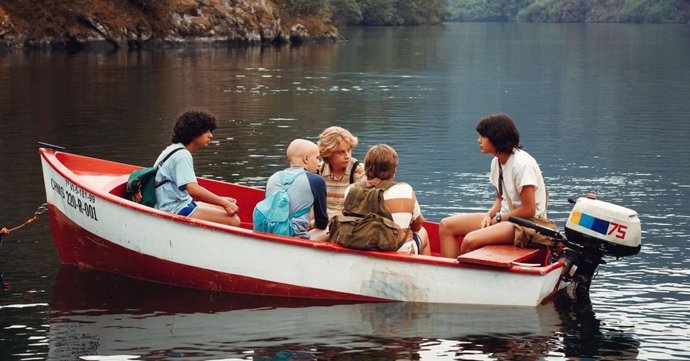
[172,111,217,145]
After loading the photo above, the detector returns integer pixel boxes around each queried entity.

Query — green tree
[331,0,448,25]
[283,0,330,16]
[448,0,529,21]
[397,0,449,24]
[358,0,398,25]
[330,0,363,24]
[516,0,561,22]
[620,0,686,23]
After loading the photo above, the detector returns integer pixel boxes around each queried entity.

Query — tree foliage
[330,0,363,24]
[282,0,688,24]
[394,0,449,25]
[449,0,529,22]
[446,0,690,23]
[283,0,449,25]
[282,0,330,17]
[358,0,397,25]
[619,0,687,23]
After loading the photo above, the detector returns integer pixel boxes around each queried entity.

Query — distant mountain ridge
[0,0,340,50]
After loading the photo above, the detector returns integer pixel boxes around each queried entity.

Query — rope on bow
[0,203,48,246]
[1,203,48,284]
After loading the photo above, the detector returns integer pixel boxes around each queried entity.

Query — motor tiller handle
[508,216,562,240]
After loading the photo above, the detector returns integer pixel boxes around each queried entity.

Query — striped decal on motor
[569,211,610,235]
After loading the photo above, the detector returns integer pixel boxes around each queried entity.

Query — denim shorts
[398,233,423,255]
[412,232,422,252]
[177,201,197,217]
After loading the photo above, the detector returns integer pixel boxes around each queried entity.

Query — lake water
[1,23,689,360]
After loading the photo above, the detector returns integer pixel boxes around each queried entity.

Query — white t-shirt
[489,149,547,219]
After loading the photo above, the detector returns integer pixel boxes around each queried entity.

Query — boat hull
[40,149,566,306]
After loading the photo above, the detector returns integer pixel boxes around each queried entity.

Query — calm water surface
[1,23,689,360]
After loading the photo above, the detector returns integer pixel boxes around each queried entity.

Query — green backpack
[125,147,184,207]
[328,180,404,251]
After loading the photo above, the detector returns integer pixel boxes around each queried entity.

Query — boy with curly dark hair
[154,111,240,226]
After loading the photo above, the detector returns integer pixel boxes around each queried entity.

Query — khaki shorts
[513,217,558,248]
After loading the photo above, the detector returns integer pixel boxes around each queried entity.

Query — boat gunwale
[40,148,565,276]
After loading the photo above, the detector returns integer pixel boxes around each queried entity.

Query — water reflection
[43,266,645,360]
[554,292,640,360]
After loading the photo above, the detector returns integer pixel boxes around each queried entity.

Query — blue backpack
[253,169,311,237]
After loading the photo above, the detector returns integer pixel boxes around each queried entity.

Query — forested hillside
[2,0,688,50]
[326,0,448,25]
[448,0,690,23]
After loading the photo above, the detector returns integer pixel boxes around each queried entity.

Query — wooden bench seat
[457,245,545,268]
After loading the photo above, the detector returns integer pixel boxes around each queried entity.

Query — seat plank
[457,245,543,268]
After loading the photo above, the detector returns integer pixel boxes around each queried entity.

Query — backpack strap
[375,179,397,191]
[154,146,185,188]
[347,180,396,216]
[374,180,411,248]
[278,168,310,219]
[278,168,306,188]
[363,183,382,214]
[348,161,360,184]
[374,180,396,216]
[157,146,185,168]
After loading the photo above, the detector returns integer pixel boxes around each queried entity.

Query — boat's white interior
[53,151,552,268]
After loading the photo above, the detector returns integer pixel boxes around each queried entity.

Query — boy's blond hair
[317,126,358,159]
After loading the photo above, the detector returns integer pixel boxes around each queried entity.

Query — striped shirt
[319,159,366,218]
[382,183,421,242]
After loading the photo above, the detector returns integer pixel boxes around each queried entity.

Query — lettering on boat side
[64,178,97,203]
[51,177,99,221]
[50,178,65,199]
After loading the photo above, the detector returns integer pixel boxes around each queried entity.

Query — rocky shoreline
[0,0,342,51]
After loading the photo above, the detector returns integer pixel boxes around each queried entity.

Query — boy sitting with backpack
[330,144,431,255]
[253,139,329,240]
[151,111,240,226]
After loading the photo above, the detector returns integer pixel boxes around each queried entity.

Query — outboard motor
[510,197,641,299]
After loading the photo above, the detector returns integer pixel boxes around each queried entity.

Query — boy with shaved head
[263,139,329,240]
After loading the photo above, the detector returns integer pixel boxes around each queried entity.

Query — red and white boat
[39,147,581,307]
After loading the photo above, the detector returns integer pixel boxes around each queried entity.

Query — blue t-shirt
[154,144,196,214]
[265,167,328,238]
